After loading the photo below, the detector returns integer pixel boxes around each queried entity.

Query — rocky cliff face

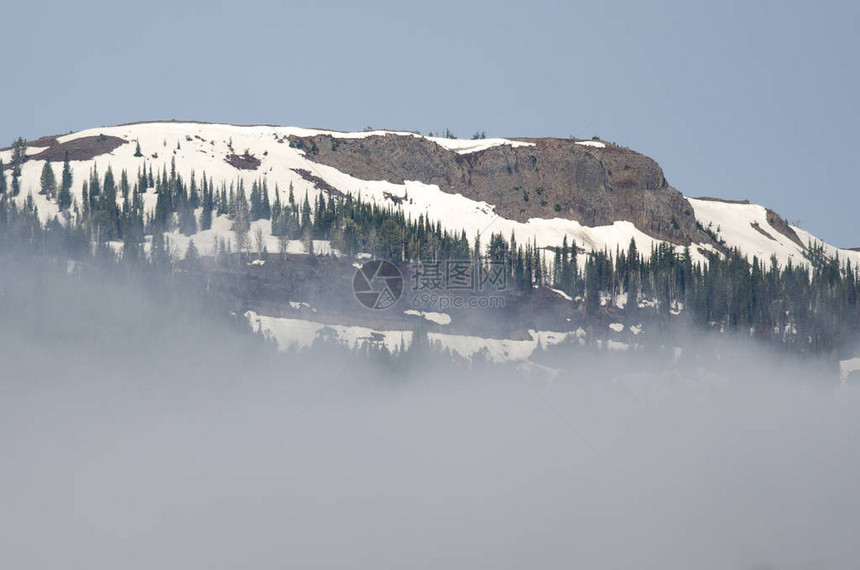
[290,133,705,245]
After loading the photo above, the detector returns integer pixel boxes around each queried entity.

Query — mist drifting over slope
[1,254,859,570]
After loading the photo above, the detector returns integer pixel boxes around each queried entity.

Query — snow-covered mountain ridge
[2,120,856,268]
[4,121,860,370]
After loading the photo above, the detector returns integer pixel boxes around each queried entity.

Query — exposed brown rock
[293,168,343,196]
[225,151,261,170]
[25,135,61,148]
[765,208,804,248]
[750,222,777,242]
[289,133,704,245]
[29,134,127,162]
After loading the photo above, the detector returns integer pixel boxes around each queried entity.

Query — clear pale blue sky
[3,0,857,246]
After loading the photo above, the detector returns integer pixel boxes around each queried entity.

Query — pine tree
[301,192,312,232]
[514,247,525,291]
[134,140,143,157]
[532,238,542,286]
[153,182,172,231]
[585,255,600,314]
[232,184,250,255]
[103,166,116,204]
[270,187,283,236]
[6,138,26,197]
[189,171,200,209]
[261,182,271,219]
[120,169,130,202]
[179,198,198,235]
[88,164,100,204]
[39,160,57,198]
[625,237,639,301]
[81,181,89,214]
[184,239,199,265]
[99,166,120,240]
[200,183,213,231]
[313,193,325,237]
[219,186,228,215]
[59,151,72,196]
[0,160,6,194]
[249,180,263,221]
[11,138,26,177]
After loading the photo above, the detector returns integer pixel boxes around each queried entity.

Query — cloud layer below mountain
[1,256,858,570]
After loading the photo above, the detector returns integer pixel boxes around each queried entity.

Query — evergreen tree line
[2,157,859,355]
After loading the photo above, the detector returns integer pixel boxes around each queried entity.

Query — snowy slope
[0,122,664,261]
[1,121,856,268]
[687,197,860,268]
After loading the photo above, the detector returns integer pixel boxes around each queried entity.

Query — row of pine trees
[1,152,859,355]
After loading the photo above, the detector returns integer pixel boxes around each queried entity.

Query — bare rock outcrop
[289,133,704,245]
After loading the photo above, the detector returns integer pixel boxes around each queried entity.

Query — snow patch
[575,140,606,148]
[246,311,409,353]
[550,288,572,301]
[425,136,535,155]
[840,357,860,382]
[247,312,570,362]
[404,310,452,326]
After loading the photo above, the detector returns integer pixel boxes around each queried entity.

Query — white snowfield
[246,311,411,353]
[687,198,860,268]
[246,311,594,362]
[2,121,856,268]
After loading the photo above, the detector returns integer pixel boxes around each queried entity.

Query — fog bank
[1,257,858,569]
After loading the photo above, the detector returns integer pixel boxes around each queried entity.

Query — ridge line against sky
[2,0,857,247]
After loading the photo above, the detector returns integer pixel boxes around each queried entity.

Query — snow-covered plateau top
[2,121,857,268]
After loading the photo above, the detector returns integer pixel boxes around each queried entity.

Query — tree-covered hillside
[2,151,858,357]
